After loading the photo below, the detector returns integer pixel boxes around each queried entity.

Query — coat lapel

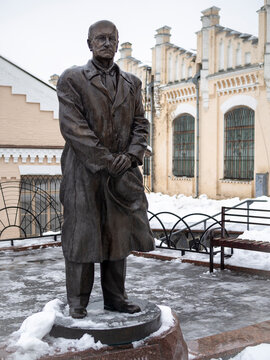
[84,60,132,108]
[84,60,112,101]
[112,72,132,112]
[91,75,112,101]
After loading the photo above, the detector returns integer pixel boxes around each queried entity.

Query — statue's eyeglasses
[94,35,117,44]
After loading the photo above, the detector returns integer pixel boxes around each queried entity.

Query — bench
[209,206,270,272]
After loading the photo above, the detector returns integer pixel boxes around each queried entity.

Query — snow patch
[210,343,270,360]
[238,229,270,242]
[147,192,270,232]
[133,305,174,348]
[7,299,105,360]
[230,343,270,359]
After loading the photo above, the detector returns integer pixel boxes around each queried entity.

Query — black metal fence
[0,180,62,242]
[0,180,267,261]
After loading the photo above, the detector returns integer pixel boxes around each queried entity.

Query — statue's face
[88,22,118,60]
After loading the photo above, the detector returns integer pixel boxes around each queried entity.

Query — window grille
[224,107,254,180]
[173,114,195,177]
[20,175,62,236]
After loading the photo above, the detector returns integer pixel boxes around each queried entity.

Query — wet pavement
[1,246,270,345]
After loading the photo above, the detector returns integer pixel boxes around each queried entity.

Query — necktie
[105,72,116,102]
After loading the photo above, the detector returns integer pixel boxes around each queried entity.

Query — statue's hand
[108,154,131,177]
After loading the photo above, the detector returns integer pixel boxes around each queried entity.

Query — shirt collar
[92,58,117,76]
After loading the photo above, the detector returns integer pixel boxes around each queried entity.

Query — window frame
[224,106,255,180]
[172,113,195,178]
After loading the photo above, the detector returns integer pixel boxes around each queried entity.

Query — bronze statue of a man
[57,20,155,319]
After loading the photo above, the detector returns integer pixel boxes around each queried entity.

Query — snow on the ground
[152,245,270,271]
[2,192,270,360]
[238,228,270,242]
[147,192,270,271]
[1,192,270,271]
[10,297,270,360]
[7,298,105,360]
[210,343,270,360]
[133,305,174,348]
[229,343,270,360]
[147,192,270,232]
[6,300,175,360]
[147,192,240,230]
[147,192,241,219]
[0,235,60,248]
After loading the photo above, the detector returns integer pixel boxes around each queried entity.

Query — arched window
[173,114,195,177]
[224,107,254,180]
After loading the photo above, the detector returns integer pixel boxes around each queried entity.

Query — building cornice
[216,73,258,96]
[0,147,63,164]
[207,64,261,80]
[162,83,196,104]
[160,79,194,91]
[0,145,63,149]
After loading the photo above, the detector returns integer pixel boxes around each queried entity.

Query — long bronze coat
[57,60,155,263]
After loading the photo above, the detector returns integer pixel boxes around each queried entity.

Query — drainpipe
[150,74,155,192]
[192,70,201,198]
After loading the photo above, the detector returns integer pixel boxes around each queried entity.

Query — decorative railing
[0,181,267,256]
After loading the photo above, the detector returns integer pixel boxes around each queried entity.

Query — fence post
[247,200,252,231]
[221,207,225,238]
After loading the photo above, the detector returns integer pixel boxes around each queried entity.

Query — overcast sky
[0,0,264,82]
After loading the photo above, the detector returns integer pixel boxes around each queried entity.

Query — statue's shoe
[104,301,141,314]
[69,307,87,319]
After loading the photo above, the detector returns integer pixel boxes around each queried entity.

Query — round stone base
[50,298,161,345]
[45,310,188,360]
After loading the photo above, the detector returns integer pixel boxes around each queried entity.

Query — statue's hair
[88,20,119,41]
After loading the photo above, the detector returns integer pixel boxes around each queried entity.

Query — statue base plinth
[49,298,161,345]
[45,308,188,360]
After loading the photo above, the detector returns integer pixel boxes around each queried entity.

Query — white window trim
[171,104,196,119]
[220,95,257,114]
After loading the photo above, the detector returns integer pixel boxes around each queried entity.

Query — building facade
[1,0,270,240]
[0,56,64,239]
[118,2,270,199]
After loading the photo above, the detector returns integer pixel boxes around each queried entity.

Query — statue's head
[87,20,119,61]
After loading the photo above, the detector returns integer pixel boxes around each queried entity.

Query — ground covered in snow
[1,192,270,359]
[1,246,270,358]
[147,192,270,271]
[5,297,174,360]
[211,343,270,360]
[147,192,270,233]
